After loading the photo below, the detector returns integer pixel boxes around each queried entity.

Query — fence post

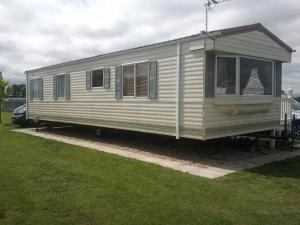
[287,88,293,131]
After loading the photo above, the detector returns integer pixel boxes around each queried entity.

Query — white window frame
[91,67,104,89]
[57,74,66,100]
[215,55,274,97]
[122,60,150,98]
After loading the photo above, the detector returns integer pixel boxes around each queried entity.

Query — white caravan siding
[180,41,204,138]
[214,31,291,62]
[203,98,281,139]
[27,40,205,139]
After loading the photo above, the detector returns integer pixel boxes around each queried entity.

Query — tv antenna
[204,0,230,32]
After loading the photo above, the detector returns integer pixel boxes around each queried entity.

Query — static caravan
[26,23,293,140]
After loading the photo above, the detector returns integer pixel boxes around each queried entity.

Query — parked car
[11,104,29,126]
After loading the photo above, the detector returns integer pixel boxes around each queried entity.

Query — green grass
[0,112,299,225]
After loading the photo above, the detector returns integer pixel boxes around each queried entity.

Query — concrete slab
[14,128,300,179]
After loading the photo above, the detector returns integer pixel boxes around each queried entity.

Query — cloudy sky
[0,0,299,93]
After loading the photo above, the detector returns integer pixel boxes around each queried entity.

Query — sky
[0,0,299,93]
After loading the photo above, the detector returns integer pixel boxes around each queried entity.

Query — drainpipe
[202,41,206,141]
[176,42,181,139]
[24,71,28,120]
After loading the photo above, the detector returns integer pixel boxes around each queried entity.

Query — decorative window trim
[214,54,274,97]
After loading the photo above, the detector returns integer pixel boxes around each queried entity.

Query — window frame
[214,54,274,97]
[215,55,239,97]
[121,60,150,98]
[56,74,66,100]
[239,56,274,97]
[91,67,104,89]
[122,63,135,97]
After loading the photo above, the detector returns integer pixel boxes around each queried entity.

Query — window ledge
[214,96,274,105]
[122,96,149,101]
[213,96,273,116]
[57,98,66,101]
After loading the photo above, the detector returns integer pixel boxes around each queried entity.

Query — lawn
[0,112,299,225]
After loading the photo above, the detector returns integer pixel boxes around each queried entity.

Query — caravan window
[123,65,135,96]
[123,62,149,97]
[215,55,274,96]
[32,79,39,98]
[92,69,104,88]
[240,58,273,95]
[57,75,65,98]
[216,57,236,95]
[136,62,149,97]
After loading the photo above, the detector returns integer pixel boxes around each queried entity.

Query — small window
[57,75,65,98]
[216,57,236,95]
[136,62,149,97]
[240,58,273,95]
[123,64,134,96]
[32,79,39,98]
[92,69,104,88]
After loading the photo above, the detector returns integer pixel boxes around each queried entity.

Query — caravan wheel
[95,128,102,137]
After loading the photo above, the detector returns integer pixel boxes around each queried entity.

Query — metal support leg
[270,129,276,150]
[34,118,39,132]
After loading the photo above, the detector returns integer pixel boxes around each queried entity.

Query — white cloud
[0,0,299,93]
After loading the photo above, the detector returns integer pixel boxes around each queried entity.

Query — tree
[0,72,13,124]
[11,84,26,98]
[20,85,26,98]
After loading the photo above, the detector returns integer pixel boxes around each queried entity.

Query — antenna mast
[204,0,230,32]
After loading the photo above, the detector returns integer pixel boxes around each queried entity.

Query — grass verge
[0,112,299,225]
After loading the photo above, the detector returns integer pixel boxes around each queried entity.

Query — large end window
[240,58,272,95]
[216,57,236,95]
[92,69,104,88]
[123,62,149,97]
[215,56,273,96]
[57,75,65,98]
